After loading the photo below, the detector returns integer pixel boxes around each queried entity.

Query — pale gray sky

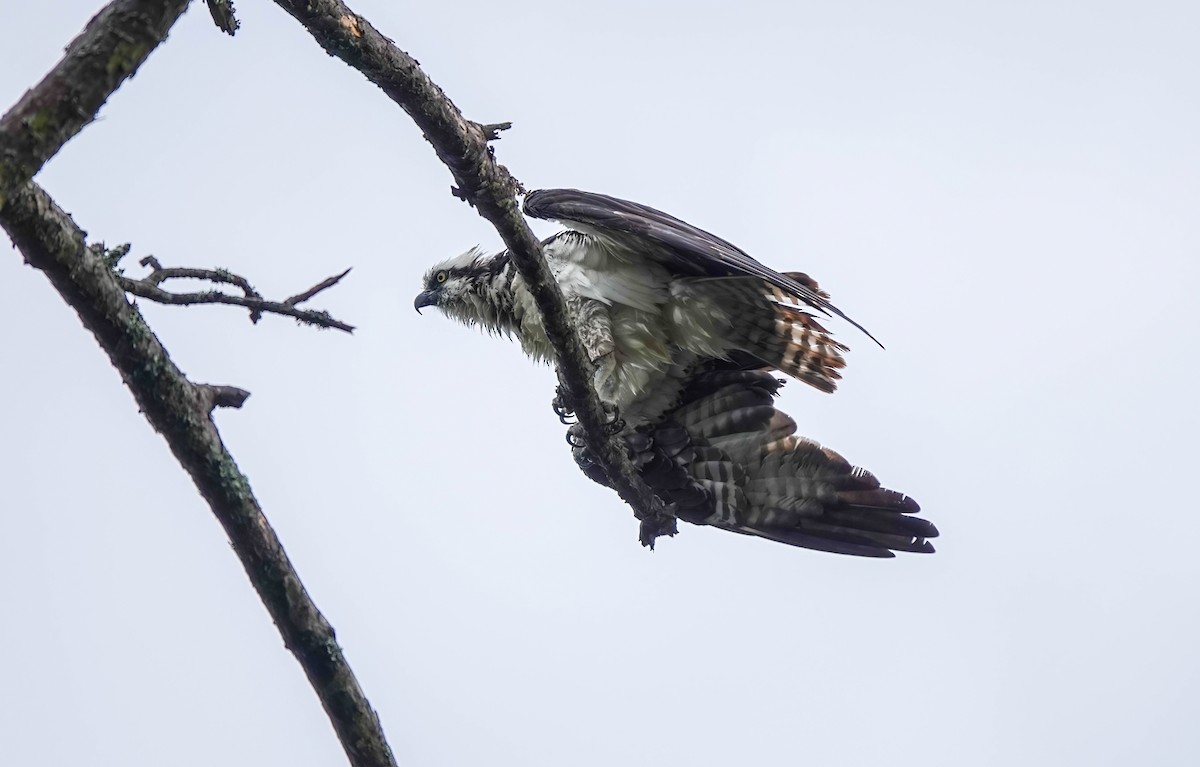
[3,1,1198,765]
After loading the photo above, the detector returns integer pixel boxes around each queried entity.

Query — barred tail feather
[617,369,938,557]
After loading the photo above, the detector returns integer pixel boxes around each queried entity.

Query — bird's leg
[569,297,625,433]
[587,353,625,435]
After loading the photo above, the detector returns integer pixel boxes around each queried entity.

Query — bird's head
[414,246,500,325]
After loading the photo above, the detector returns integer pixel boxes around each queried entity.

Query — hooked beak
[414,289,438,313]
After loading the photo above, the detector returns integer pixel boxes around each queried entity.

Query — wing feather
[524,188,882,346]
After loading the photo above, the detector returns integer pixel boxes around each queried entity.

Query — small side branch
[198,383,252,411]
[286,268,353,305]
[206,0,240,35]
[112,252,355,332]
[477,121,513,141]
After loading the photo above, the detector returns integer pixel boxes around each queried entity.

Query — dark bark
[3,1,674,764]
[1,3,394,766]
[116,254,355,332]
[0,0,190,211]
[0,182,397,767]
[272,0,675,544]
[206,0,240,35]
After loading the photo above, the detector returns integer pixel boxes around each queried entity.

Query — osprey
[416,189,937,556]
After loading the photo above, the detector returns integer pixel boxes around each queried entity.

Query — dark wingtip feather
[738,526,899,558]
[823,509,940,541]
[838,489,922,514]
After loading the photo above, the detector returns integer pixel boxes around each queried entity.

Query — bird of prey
[415,189,937,556]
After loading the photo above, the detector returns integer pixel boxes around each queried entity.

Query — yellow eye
[436,271,448,283]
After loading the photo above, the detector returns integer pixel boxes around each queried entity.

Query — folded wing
[524,188,881,346]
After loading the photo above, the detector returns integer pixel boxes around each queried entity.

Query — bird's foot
[601,401,625,435]
[551,385,576,425]
[565,422,588,449]
[568,425,615,487]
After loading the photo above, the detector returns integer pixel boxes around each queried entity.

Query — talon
[565,432,587,448]
[565,424,588,449]
[553,402,576,424]
[601,401,624,434]
[552,386,577,425]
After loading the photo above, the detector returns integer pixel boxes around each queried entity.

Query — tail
[623,369,937,557]
[669,275,849,394]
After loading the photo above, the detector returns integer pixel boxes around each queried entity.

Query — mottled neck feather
[442,253,554,362]
[440,252,515,331]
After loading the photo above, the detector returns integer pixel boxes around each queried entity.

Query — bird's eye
[436,271,448,283]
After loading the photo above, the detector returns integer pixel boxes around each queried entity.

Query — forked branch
[107,247,355,332]
[0,3,393,767]
[1,182,395,767]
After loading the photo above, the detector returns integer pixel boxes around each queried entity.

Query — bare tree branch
[286,267,354,305]
[478,122,514,141]
[197,383,252,410]
[1,4,396,767]
[272,0,676,546]
[109,248,355,332]
[1,180,398,767]
[0,0,190,211]
[206,0,240,35]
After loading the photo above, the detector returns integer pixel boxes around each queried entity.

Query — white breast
[544,232,671,313]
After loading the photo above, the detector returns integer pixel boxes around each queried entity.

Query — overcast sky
[3,1,1198,765]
